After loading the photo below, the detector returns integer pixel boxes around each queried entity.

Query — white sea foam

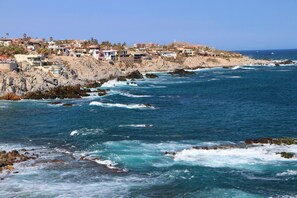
[119,124,153,128]
[276,170,297,177]
[173,144,297,169]
[111,90,151,98]
[70,128,104,136]
[226,76,242,79]
[90,101,154,109]
[101,79,128,88]
[94,159,119,170]
[232,66,256,70]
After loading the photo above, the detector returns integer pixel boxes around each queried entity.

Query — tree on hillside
[5,33,9,38]
[50,37,53,42]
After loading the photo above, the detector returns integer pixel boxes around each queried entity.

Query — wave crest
[90,101,155,109]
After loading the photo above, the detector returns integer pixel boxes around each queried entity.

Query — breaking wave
[89,101,155,109]
[119,124,153,128]
[173,144,297,170]
[276,170,297,177]
[70,128,104,136]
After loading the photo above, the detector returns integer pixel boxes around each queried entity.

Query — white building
[0,39,12,46]
[161,51,177,59]
[102,50,117,61]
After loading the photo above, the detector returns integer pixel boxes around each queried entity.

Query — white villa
[0,39,12,46]
[102,50,117,61]
[161,51,177,59]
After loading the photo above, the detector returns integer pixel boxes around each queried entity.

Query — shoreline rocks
[145,73,159,78]
[0,149,36,174]
[168,69,195,76]
[165,137,297,159]
[125,70,143,79]
[245,137,297,145]
[22,85,90,99]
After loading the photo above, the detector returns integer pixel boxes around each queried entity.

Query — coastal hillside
[0,39,273,98]
[0,54,266,97]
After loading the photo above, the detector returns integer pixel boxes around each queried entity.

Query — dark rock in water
[278,60,294,65]
[245,138,273,144]
[23,86,90,99]
[169,69,195,76]
[245,137,297,145]
[192,144,241,150]
[0,149,36,173]
[144,104,152,108]
[279,152,295,159]
[126,70,143,79]
[164,151,176,156]
[48,101,62,105]
[117,76,127,81]
[63,103,74,107]
[50,159,65,163]
[96,89,107,96]
[145,73,159,78]
[85,81,102,88]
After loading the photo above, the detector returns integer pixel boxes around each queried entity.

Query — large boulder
[126,70,143,79]
[168,69,195,76]
[145,73,159,78]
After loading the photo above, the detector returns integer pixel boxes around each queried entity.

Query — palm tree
[5,33,9,38]
[23,33,27,39]
[49,37,53,42]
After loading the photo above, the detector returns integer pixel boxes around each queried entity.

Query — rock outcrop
[0,56,122,98]
[145,73,159,78]
[168,69,195,76]
[0,150,36,173]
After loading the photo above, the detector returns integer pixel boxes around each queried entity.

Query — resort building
[161,51,177,59]
[102,50,117,61]
[14,54,63,75]
[0,38,12,46]
[26,39,44,51]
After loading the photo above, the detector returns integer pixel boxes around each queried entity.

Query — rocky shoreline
[0,55,295,100]
[0,149,37,178]
[165,137,297,159]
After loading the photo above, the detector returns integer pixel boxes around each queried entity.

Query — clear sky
[0,0,296,50]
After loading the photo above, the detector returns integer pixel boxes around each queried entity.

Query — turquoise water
[0,51,297,197]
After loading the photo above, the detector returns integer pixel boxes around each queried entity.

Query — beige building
[14,54,63,75]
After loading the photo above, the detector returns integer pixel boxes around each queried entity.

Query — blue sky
[0,0,296,50]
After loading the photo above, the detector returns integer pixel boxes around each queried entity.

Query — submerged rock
[48,101,62,105]
[168,69,195,76]
[145,73,159,78]
[96,89,107,96]
[63,103,74,107]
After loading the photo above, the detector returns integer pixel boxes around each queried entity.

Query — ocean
[0,49,297,197]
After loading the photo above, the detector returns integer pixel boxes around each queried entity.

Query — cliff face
[0,55,269,97]
[0,56,122,96]
[129,56,269,73]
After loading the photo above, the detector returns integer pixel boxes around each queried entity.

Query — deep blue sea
[0,50,297,197]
